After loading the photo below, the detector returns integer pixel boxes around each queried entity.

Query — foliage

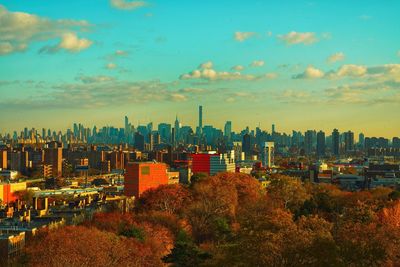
[23,172,400,266]
[136,184,191,215]
[162,230,211,267]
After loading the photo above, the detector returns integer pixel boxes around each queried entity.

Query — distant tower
[359,133,365,148]
[316,130,326,158]
[242,133,251,156]
[332,129,340,157]
[198,105,203,135]
[344,131,354,153]
[134,132,145,151]
[224,121,232,141]
[272,124,275,134]
[124,116,129,135]
[174,115,180,143]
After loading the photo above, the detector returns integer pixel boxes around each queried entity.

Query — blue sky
[0,0,399,137]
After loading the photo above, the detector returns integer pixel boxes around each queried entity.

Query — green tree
[163,230,211,267]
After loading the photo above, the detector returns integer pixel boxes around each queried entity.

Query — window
[141,166,150,175]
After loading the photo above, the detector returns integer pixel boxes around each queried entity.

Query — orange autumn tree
[23,226,162,267]
[379,200,400,227]
[90,211,174,258]
[136,184,191,215]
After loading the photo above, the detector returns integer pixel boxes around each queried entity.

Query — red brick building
[191,154,211,175]
[124,162,168,198]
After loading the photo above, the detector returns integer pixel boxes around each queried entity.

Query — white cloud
[110,0,147,10]
[106,63,117,69]
[234,31,256,42]
[231,65,245,71]
[293,66,324,79]
[0,42,26,55]
[169,94,187,102]
[0,5,92,55]
[77,75,115,84]
[250,60,265,67]
[327,52,345,63]
[278,90,311,103]
[180,62,278,81]
[58,33,92,52]
[294,63,400,81]
[0,80,195,110]
[277,31,319,45]
[397,50,400,57]
[180,68,252,81]
[327,64,367,79]
[199,61,213,69]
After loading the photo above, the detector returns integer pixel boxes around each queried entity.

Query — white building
[262,142,275,168]
[209,153,236,176]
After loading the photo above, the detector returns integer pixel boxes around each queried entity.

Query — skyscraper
[124,116,129,134]
[359,133,365,148]
[134,132,145,151]
[344,131,354,152]
[224,121,232,141]
[158,123,171,143]
[316,130,326,158]
[174,115,180,143]
[304,130,314,155]
[198,105,203,135]
[242,133,251,156]
[332,129,340,157]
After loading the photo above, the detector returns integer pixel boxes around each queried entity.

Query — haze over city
[1,0,400,137]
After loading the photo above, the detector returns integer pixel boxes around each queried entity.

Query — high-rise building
[261,142,274,168]
[242,133,251,156]
[191,152,235,176]
[147,122,153,133]
[359,133,365,148]
[304,130,314,155]
[272,124,275,134]
[224,121,232,141]
[198,105,203,135]
[44,141,63,177]
[134,132,145,151]
[332,129,340,157]
[148,133,154,151]
[344,131,354,152]
[124,162,168,198]
[158,123,171,143]
[124,116,129,135]
[316,131,326,157]
[174,115,180,143]
[393,137,400,148]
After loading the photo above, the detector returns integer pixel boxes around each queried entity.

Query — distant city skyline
[1,1,399,137]
[0,108,398,140]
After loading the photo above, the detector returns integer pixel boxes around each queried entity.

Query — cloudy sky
[0,0,399,137]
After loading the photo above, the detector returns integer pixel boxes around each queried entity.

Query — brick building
[124,162,168,198]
